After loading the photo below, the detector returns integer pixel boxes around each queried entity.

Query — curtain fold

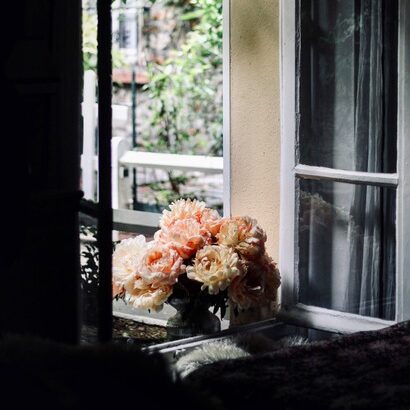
[298,0,397,320]
[344,0,395,320]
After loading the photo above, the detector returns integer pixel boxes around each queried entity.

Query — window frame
[278,0,410,333]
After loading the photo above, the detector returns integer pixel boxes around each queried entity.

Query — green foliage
[82,10,128,72]
[143,0,222,156]
[142,0,223,207]
[147,171,208,209]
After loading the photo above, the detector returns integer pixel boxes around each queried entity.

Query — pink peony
[229,253,281,310]
[159,198,207,229]
[200,207,223,237]
[260,253,281,301]
[159,198,223,237]
[155,218,212,259]
[138,244,185,288]
[112,236,182,311]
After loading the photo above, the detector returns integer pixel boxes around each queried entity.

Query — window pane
[298,0,398,173]
[297,178,395,320]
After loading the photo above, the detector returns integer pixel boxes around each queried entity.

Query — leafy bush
[82,10,128,72]
[141,0,223,209]
[143,0,222,157]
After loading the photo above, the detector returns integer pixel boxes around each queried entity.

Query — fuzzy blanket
[184,321,410,410]
[2,322,410,409]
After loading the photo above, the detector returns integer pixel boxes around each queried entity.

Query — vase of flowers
[112,199,281,338]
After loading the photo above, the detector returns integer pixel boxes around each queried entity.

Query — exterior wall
[230,0,281,260]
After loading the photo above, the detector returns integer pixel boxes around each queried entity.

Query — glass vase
[166,293,221,340]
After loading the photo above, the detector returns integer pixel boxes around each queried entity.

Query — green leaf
[181,10,204,20]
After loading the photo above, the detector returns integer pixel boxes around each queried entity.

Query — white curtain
[344,0,395,320]
[298,0,397,320]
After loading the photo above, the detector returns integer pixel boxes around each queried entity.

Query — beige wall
[229,0,281,260]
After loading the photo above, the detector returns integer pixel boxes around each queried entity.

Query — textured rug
[184,321,410,410]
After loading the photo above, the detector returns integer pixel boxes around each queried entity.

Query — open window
[79,0,410,348]
[279,0,410,333]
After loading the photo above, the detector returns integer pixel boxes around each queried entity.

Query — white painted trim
[279,1,403,332]
[111,137,131,209]
[278,304,394,334]
[119,151,223,174]
[113,208,160,229]
[113,310,168,327]
[82,70,97,201]
[222,0,231,217]
[396,0,410,322]
[295,164,399,188]
[279,0,297,307]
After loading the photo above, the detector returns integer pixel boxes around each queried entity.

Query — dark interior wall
[0,1,82,343]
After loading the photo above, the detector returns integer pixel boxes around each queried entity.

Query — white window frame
[278,0,410,334]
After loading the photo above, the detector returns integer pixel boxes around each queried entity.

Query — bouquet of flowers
[112,199,280,319]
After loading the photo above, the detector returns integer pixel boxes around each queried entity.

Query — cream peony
[138,244,185,288]
[229,253,281,310]
[112,235,149,295]
[217,216,267,259]
[187,245,242,294]
[155,219,211,259]
[126,282,173,312]
[159,198,207,229]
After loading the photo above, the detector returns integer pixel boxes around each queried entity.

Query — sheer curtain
[298,0,397,320]
[344,0,396,320]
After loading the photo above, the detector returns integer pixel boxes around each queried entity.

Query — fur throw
[183,321,410,410]
[175,339,250,378]
[175,334,307,378]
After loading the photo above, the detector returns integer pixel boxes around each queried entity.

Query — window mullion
[295,164,399,188]
[279,0,297,308]
[396,0,410,322]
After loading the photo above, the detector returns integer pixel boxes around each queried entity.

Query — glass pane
[298,0,398,172]
[297,178,396,320]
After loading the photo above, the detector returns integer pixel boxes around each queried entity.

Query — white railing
[81,70,223,230]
